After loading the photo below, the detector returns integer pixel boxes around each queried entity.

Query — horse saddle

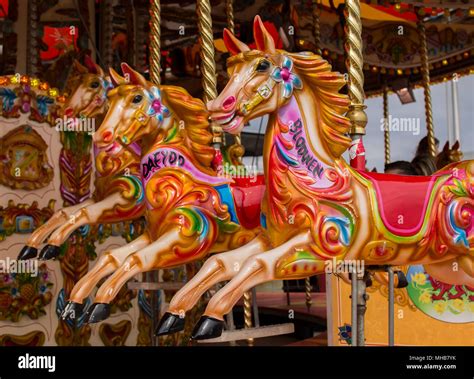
[357,170,441,237]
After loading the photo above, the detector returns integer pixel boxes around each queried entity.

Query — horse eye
[132,95,143,104]
[256,59,271,72]
[90,81,100,89]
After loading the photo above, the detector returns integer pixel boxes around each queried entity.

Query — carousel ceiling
[3,0,474,96]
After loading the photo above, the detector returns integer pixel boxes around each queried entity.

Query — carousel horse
[17,57,147,265]
[60,63,265,325]
[160,16,473,340]
[437,141,463,170]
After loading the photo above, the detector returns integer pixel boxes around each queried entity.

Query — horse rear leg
[18,199,94,260]
[39,192,130,260]
[61,232,151,321]
[157,233,270,336]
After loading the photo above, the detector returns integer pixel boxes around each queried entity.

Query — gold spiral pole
[197,0,221,144]
[344,0,367,135]
[312,0,321,55]
[383,86,390,165]
[149,0,161,85]
[417,21,436,158]
[243,290,254,346]
[305,278,313,311]
[226,0,235,34]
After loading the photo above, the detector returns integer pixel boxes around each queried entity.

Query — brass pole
[305,278,313,311]
[383,86,391,165]
[226,0,235,34]
[243,290,254,346]
[149,0,162,85]
[197,0,222,145]
[226,0,243,153]
[344,0,367,135]
[417,21,437,158]
[312,0,321,55]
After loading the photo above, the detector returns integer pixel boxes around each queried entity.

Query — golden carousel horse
[158,16,474,340]
[60,64,265,325]
[17,58,147,262]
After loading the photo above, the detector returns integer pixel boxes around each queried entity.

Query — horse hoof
[155,312,185,336]
[61,301,84,321]
[85,303,110,324]
[396,271,408,288]
[39,245,60,260]
[18,246,38,260]
[191,316,224,340]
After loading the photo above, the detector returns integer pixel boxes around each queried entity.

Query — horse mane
[160,85,214,167]
[285,51,351,158]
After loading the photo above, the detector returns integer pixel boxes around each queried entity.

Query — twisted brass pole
[305,278,313,311]
[226,0,243,154]
[226,0,235,34]
[344,0,367,171]
[149,0,161,85]
[243,290,254,346]
[383,86,391,165]
[417,21,437,158]
[197,0,221,144]
[312,0,321,55]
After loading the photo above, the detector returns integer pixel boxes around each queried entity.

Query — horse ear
[121,63,148,87]
[109,67,127,86]
[253,15,276,53]
[73,60,89,74]
[223,28,250,56]
[453,140,460,150]
[84,55,98,74]
[442,141,449,152]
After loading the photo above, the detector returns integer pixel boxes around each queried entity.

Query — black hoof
[395,271,408,288]
[85,303,111,324]
[191,316,224,340]
[61,301,85,321]
[39,245,60,260]
[155,312,185,336]
[18,246,38,260]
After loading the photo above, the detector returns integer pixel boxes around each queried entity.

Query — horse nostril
[64,108,73,118]
[222,96,236,110]
[102,130,113,143]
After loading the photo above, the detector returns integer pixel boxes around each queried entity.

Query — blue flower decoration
[0,88,17,112]
[270,56,303,99]
[144,86,170,122]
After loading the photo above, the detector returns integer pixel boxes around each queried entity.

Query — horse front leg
[60,232,151,321]
[18,199,95,260]
[192,231,313,340]
[38,192,131,260]
[156,233,271,336]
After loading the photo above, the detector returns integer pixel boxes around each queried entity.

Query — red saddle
[230,174,265,230]
[357,170,440,237]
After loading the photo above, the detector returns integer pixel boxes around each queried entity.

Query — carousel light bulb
[394,3,401,11]
[397,69,403,75]
[49,88,59,98]
[442,59,448,66]
[30,78,40,87]
[0,77,8,85]
[20,75,29,84]
[10,76,19,84]
[40,82,49,91]
[469,8,474,17]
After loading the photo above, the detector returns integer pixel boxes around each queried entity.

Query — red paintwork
[230,174,265,230]
[358,170,440,237]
